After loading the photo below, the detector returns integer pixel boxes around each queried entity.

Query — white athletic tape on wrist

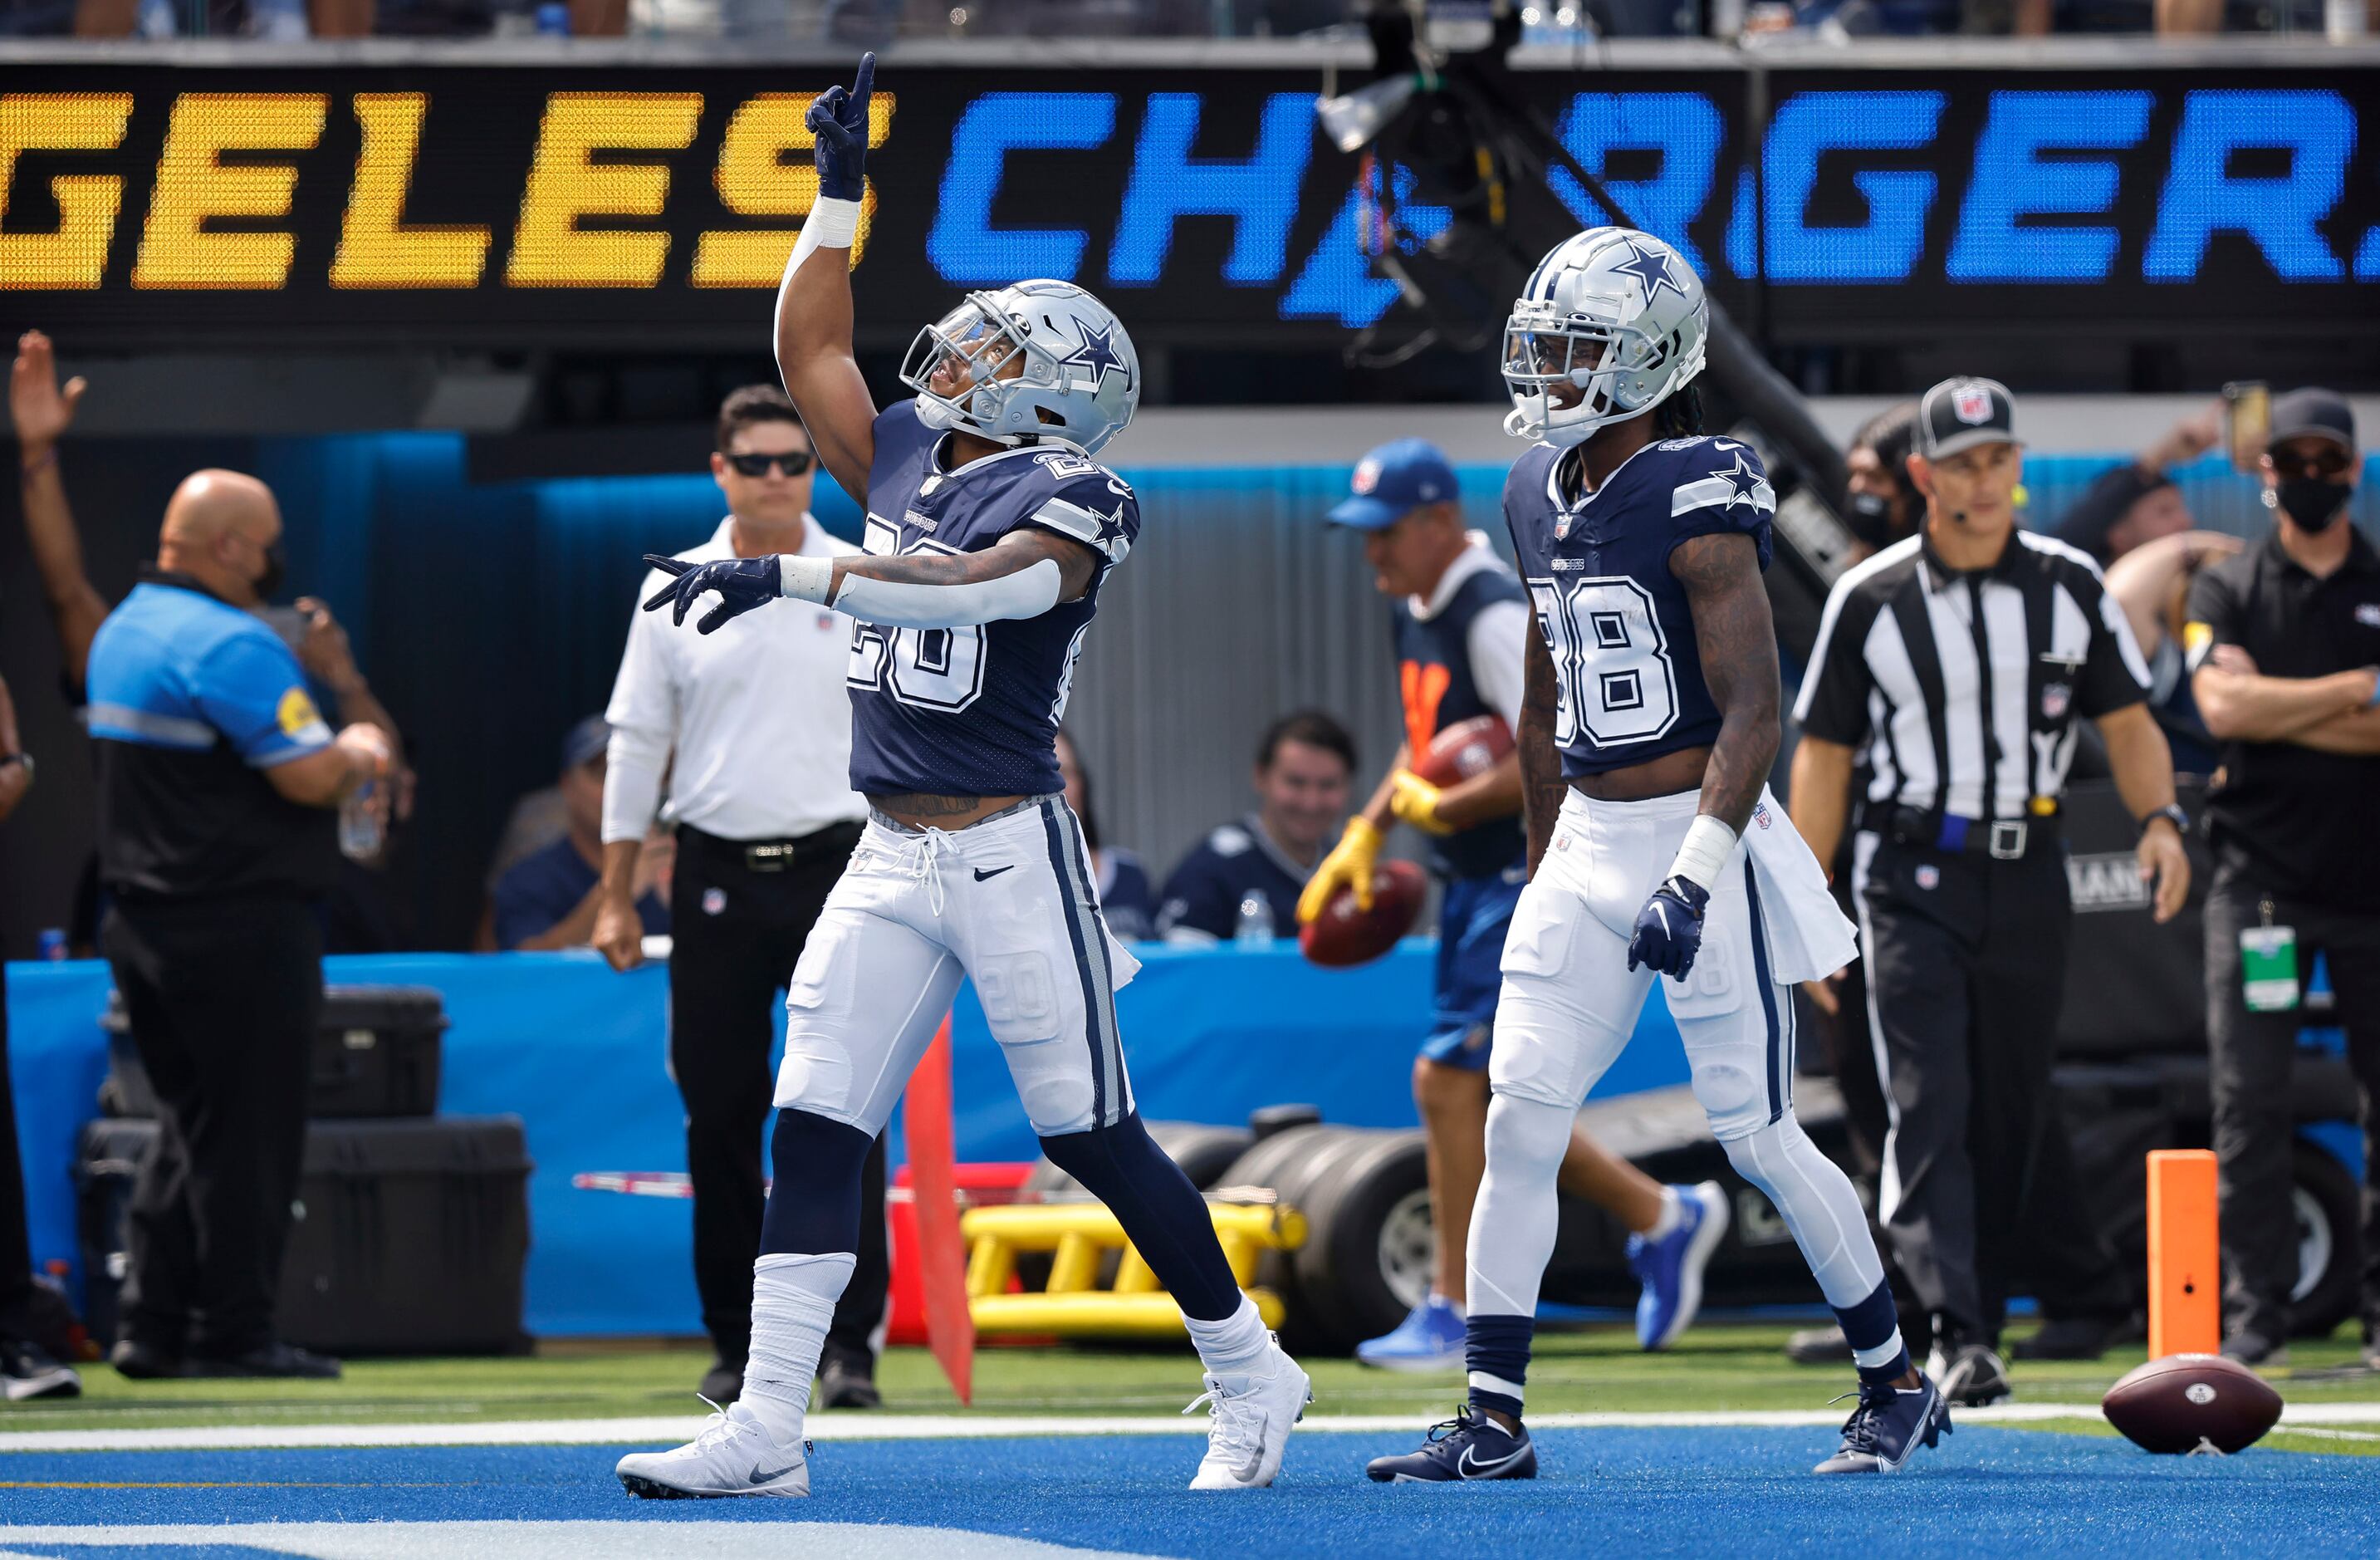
[1667,814,1740,893]
[778,552,835,603]
[773,197,862,354]
[830,557,1064,630]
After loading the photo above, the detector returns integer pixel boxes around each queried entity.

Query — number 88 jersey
[846,401,1140,799]
[1502,434,1775,778]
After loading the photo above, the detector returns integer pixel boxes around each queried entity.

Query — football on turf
[1300,859,1427,969]
[2101,1353,2282,1454]
[1413,714,1514,787]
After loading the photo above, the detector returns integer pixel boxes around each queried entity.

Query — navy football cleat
[1812,1375,1952,1474]
[1365,1407,1538,1483]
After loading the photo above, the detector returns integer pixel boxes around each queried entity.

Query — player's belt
[679,820,864,872]
[1886,807,2059,860]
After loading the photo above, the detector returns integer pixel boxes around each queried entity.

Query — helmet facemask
[1501,298,1695,449]
[901,293,1036,443]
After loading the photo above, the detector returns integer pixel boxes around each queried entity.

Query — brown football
[1300,859,1428,969]
[1413,714,1515,787]
[2101,1353,2282,1454]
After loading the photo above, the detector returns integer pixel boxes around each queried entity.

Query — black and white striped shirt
[1793,530,2152,822]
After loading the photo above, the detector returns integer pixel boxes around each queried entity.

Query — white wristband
[1667,814,1740,893]
[775,197,863,360]
[778,552,834,603]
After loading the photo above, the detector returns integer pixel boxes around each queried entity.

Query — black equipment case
[100,984,447,1120]
[76,1114,531,1356]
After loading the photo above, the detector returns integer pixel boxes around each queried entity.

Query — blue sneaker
[1365,1407,1537,1483]
[1812,1375,1953,1474]
[1627,1180,1730,1351]
[1355,1296,1466,1372]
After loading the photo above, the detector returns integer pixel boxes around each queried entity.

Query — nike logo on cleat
[748,1459,802,1484]
[973,865,1016,881]
[1457,1443,1531,1478]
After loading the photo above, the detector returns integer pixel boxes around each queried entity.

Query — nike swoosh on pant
[973,865,1016,881]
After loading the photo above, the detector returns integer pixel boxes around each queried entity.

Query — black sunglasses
[723,450,814,478]
[2270,447,2352,479]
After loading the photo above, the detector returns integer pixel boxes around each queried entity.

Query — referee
[595,387,878,1407]
[1790,379,2191,1406]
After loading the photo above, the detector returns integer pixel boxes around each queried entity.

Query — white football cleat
[1183,1341,1310,1489]
[616,1401,811,1499]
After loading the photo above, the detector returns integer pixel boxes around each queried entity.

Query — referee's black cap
[1917,376,2020,460]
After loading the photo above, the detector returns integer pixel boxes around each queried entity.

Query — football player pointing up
[619,56,1310,1499]
[1368,228,1948,1484]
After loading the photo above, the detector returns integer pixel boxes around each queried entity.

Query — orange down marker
[2146,1150,2221,1359]
[903,1015,975,1405]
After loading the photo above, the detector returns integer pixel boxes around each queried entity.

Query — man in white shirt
[594,387,877,1407]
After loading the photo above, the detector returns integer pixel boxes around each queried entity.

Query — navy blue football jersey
[1502,434,1775,778]
[847,403,1140,797]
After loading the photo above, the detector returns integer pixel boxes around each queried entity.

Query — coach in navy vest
[1300,438,1686,1371]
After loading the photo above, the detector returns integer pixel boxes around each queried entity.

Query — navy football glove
[1626,876,1711,980]
[642,553,781,635]
[806,52,874,203]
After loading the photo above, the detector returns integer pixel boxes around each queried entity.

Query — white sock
[738,1251,855,1443]
[1640,1185,1682,1243]
[1183,1294,1270,1376]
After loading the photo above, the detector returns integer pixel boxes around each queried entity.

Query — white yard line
[0,1522,1150,1560]
[3,1402,2378,1454]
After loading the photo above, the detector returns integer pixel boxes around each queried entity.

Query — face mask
[2270,478,2351,533]
[253,538,286,600]
[1845,489,1896,547]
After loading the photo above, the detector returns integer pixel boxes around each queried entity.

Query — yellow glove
[1387,771,1456,836]
[1298,816,1382,924]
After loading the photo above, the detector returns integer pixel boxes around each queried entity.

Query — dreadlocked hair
[1653,382,1706,441]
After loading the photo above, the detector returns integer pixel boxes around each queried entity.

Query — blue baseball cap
[1327,438,1460,530]
[561,715,610,773]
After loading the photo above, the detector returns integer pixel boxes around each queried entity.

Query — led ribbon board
[0,60,2371,347]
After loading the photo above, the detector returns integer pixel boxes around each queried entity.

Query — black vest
[1393,566,1528,882]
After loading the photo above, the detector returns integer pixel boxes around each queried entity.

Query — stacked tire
[1212,1124,1432,1355]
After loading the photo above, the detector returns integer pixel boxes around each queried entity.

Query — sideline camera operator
[1792,379,2188,1407]
[2185,388,2380,1371]
[89,471,393,1381]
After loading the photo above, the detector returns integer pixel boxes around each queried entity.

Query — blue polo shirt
[1155,817,1311,943]
[86,573,339,900]
[492,836,669,951]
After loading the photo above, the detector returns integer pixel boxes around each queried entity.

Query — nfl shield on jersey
[846,402,1140,799]
[1502,434,1776,778]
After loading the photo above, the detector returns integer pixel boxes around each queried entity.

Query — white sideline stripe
[0,1522,1148,1560]
[6,1402,2380,1454]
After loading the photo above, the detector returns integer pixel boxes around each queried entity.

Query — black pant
[669,822,884,1366]
[1860,838,2123,1345]
[2203,870,2380,1344]
[101,896,321,1357]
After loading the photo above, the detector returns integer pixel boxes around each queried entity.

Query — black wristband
[2140,803,2188,840]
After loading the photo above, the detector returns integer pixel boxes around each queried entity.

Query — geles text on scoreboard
[1,58,2373,349]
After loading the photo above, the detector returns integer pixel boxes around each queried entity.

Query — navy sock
[1835,1276,1913,1387]
[758,1109,874,1256]
[1465,1312,1535,1420]
[1039,1111,1241,1322]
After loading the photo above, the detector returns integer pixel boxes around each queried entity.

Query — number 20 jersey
[845,402,1142,799]
[1502,434,1775,778]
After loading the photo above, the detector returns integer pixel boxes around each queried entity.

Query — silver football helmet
[899,279,1141,456]
[1503,227,1708,449]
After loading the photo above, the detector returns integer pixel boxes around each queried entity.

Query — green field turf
[6,1322,2375,1455]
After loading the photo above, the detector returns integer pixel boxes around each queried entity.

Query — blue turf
[2,1428,2375,1558]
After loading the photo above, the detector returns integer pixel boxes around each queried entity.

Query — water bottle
[37,929,67,961]
[1233,891,1276,946]
[339,781,384,861]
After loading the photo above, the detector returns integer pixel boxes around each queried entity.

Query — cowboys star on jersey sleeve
[1020,459,1140,571]
[1661,436,1776,570]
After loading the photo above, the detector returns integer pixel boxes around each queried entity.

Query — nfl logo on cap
[1352,458,1381,495]
[1953,385,1996,424]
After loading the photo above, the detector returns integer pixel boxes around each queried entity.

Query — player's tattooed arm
[1516,623,1569,878]
[834,527,1099,605]
[1672,532,1780,835]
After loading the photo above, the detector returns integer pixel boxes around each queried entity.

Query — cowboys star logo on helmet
[1503,227,1709,449]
